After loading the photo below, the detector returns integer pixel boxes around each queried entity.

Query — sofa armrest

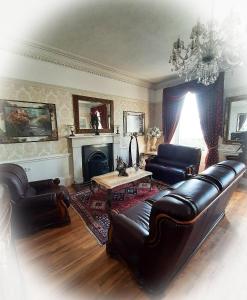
[145,155,157,165]
[19,193,58,209]
[111,212,149,247]
[29,178,60,191]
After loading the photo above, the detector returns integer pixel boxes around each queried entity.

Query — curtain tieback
[207,145,218,150]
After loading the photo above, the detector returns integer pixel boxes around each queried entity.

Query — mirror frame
[72,94,114,134]
[223,95,247,144]
[123,111,145,136]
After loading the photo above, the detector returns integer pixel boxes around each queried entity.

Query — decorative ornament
[90,113,100,135]
[116,156,128,177]
[147,127,162,152]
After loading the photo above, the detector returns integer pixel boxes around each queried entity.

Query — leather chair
[107,160,246,293]
[0,163,71,237]
[145,144,202,184]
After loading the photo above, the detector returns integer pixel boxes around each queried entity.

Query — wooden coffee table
[91,168,152,212]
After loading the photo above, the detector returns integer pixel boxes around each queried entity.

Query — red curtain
[91,104,107,129]
[162,73,224,168]
[163,89,187,143]
[196,73,224,168]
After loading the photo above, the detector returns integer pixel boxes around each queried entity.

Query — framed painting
[0,100,58,144]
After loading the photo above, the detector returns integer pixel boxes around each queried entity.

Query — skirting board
[0,153,73,186]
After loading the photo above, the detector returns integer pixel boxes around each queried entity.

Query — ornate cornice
[0,38,153,89]
[152,75,183,90]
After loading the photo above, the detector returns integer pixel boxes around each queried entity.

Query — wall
[0,52,150,184]
[0,50,151,101]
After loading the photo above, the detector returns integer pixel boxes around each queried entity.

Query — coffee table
[91,168,152,212]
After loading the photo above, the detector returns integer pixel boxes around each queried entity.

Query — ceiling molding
[152,75,184,90]
[0,39,153,89]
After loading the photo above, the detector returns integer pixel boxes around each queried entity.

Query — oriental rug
[70,180,168,244]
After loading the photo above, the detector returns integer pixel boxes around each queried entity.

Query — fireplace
[68,134,120,183]
[82,143,113,182]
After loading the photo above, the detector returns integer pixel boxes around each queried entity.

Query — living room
[0,1,247,299]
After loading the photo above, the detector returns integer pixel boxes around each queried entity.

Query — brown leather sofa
[145,144,202,184]
[0,163,71,237]
[107,160,246,293]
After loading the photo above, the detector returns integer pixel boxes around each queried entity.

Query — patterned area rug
[70,180,168,244]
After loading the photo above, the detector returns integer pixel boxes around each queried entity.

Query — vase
[150,136,157,151]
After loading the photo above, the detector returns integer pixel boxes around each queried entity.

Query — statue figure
[116,156,128,177]
[90,113,100,135]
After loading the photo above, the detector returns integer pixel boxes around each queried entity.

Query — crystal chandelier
[169,18,243,86]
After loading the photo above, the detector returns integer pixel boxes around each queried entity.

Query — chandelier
[169,18,244,86]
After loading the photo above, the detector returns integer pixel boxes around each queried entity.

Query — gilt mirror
[73,95,114,134]
[223,95,247,143]
[123,111,145,136]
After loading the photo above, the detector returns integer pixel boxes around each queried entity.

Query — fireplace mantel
[67,134,120,183]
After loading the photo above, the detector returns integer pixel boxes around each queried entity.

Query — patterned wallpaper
[0,78,149,161]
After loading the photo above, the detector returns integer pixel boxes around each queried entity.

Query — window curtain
[162,73,224,168]
[162,86,189,143]
[196,73,224,168]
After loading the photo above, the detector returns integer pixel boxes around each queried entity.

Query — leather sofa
[145,144,201,184]
[0,163,71,237]
[107,160,246,293]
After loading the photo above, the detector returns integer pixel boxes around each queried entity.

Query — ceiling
[1,0,243,84]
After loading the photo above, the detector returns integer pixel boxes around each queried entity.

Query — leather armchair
[107,160,246,293]
[145,144,202,184]
[0,163,71,237]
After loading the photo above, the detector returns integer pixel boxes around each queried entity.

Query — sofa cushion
[172,178,220,214]
[150,157,189,170]
[151,194,198,221]
[146,181,186,204]
[171,181,186,189]
[151,178,220,221]
[157,144,201,166]
[146,163,187,184]
[146,189,173,204]
[217,160,246,175]
[199,165,236,190]
[123,202,152,232]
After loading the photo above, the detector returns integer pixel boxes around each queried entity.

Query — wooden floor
[16,183,247,300]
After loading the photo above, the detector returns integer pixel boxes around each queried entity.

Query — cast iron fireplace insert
[82,143,113,182]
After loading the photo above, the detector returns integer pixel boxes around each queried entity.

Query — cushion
[200,165,236,190]
[217,160,246,175]
[150,157,189,169]
[146,163,187,184]
[157,144,201,165]
[168,178,220,215]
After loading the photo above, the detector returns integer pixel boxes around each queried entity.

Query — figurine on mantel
[90,112,100,135]
[116,156,128,176]
[68,124,75,136]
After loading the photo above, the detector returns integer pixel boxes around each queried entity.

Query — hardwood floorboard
[15,183,247,300]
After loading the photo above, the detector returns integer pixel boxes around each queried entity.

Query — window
[171,92,207,168]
